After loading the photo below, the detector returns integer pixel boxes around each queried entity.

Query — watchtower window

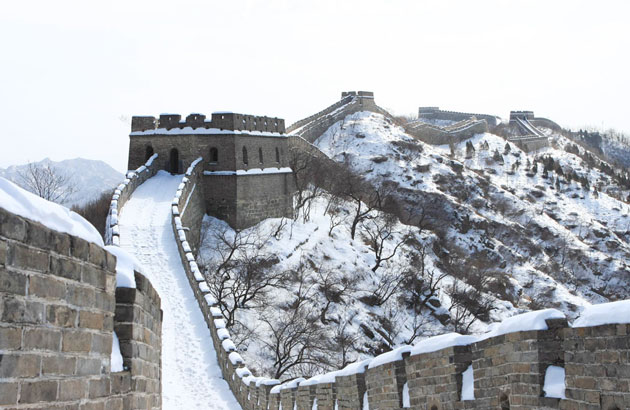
[275,147,280,163]
[258,147,263,164]
[242,146,248,165]
[145,145,154,161]
[209,147,218,163]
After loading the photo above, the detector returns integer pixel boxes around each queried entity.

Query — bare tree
[361,213,410,272]
[201,224,284,327]
[16,162,76,204]
[259,303,326,379]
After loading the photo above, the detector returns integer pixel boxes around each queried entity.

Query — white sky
[1,0,629,172]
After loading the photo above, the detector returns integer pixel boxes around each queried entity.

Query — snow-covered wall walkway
[118,171,241,410]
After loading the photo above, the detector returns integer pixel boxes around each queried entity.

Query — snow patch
[0,177,103,246]
[461,365,475,400]
[572,300,630,327]
[543,366,566,399]
[111,331,124,372]
[105,245,145,288]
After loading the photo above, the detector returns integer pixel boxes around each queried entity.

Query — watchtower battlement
[127,110,294,230]
[131,112,286,134]
[509,110,535,122]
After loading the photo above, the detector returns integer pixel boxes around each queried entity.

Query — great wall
[2,92,629,409]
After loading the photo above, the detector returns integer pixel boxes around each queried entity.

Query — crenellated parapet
[131,112,286,134]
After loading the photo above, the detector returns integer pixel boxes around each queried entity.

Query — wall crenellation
[131,112,286,134]
[165,162,630,410]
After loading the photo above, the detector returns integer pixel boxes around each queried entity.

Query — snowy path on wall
[118,171,241,410]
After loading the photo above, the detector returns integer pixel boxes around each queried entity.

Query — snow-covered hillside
[0,158,123,207]
[198,110,630,381]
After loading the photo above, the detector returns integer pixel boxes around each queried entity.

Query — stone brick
[19,380,58,403]
[71,235,89,260]
[111,372,131,393]
[58,378,87,401]
[0,326,21,349]
[89,377,111,398]
[91,332,112,355]
[23,328,61,351]
[67,284,96,307]
[42,355,76,376]
[89,242,106,267]
[0,353,41,378]
[0,239,7,266]
[0,381,18,405]
[0,269,27,295]
[105,251,117,273]
[62,329,92,353]
[29,274,66,300]
[47,304,78,327]
[76,357,102,376]
[0,209,27,241]
[83,264,107,290]
[80,310,106,330]
[8,242,49,272]
[1,297,45,324]
[50,256,82,282]
[80,402,106,410]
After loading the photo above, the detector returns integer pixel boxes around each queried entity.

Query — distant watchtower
[127,111,294,229]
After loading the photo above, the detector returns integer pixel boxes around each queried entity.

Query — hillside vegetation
[198,111,630,380]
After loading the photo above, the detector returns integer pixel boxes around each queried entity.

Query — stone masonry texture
[0,206,162,409]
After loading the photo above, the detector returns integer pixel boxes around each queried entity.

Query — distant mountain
[0,158,124,208]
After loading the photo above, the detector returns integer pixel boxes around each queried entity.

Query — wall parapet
[164,175,630,410]
[106,153,159,246]
[132,112,286,134]
[0,206,162,409]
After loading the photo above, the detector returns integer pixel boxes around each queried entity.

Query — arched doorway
[169,148,179,174]
[145,145,154,161]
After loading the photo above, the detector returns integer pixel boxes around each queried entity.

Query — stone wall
[509,136,550,153]
[106,154,160,246]
[0,207,162,409]
[418,107,500,128]
[406,120,489,145]
[562,324,630,409]
[164,163,630,410]
[289,92,381,144]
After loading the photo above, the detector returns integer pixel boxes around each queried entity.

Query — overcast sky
[1,0,629,172]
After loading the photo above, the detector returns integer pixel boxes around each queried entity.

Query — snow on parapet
[409,333,479,356]
[104,245,145,289]
[572,300,630,328]
[106,154,158,246]
[0,177,103,246]
[203,167,293,176]
[479,308,566,340]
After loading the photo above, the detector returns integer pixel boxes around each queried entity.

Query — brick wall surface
[0,206,161,409]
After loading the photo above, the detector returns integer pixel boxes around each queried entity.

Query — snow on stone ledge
[0,177,103,246]
[229,352,244,366]
[104,245,146,288]
[368,345,412,369]
[271,378,306,394]
[479,308,566,340]
[203,167,292,176]
[572,300,630,328]
[410,333,479,356]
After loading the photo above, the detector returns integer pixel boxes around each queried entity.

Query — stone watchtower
[127,112,294,229]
